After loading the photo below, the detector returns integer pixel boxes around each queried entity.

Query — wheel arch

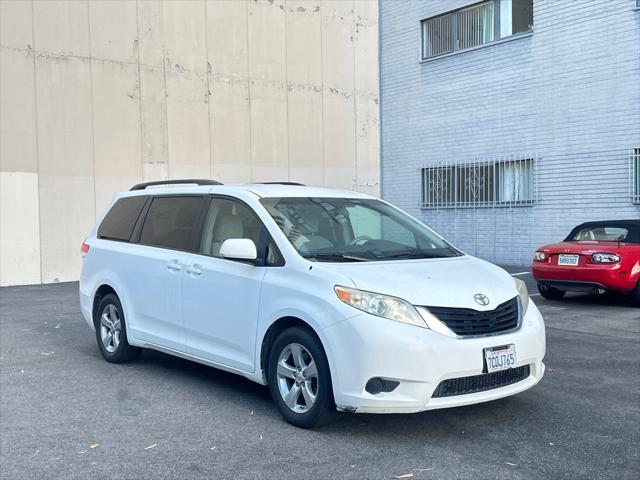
[259,316,330,385]
[92,283,120,327]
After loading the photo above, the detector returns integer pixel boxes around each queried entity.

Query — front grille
[432,365,531,398]
[425,296,519,336]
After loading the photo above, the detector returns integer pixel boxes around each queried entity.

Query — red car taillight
[533,251,547,262]
[80,240,90,258]
[591,252,620,264]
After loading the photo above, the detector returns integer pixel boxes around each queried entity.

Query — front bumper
[322,301,545,414]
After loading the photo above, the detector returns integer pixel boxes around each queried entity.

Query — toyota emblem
[474,294,490,306]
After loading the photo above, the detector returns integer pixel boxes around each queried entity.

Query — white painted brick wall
[380,0,640,266]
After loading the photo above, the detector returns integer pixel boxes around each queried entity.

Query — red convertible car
[532,220,640,304]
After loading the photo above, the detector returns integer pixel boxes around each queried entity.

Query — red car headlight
[591,253,620,264]
[533,251,546,262]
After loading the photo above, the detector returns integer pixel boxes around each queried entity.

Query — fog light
[365,378,400,395]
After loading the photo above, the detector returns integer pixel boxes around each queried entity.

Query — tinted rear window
[98,196,147,241]
[139,196,202,251]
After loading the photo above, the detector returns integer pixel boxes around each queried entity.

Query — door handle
[167,260,183,272]
[185,264,202,277]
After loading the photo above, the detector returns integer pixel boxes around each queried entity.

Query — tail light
[533,251,546,262]
[591,253,620,264]
[80,240,90,258]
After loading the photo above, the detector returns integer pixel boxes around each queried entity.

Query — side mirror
[220,238,257,262]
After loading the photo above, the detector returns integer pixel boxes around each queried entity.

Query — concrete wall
[0,0,380,286]
[380,0,640,266]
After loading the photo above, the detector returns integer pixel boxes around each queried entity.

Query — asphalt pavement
[0,271,638,480]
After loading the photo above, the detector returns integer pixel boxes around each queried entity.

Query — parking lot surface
[1,272,638,480]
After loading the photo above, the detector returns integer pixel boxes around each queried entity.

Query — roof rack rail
[254,182,306,186]
[130,179,223,191]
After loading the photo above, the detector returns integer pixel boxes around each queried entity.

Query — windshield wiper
[376,250,455,260]
[301,253,369,262]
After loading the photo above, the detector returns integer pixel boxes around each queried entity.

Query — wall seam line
[30,0,43,284]
[135,0,144,182]
[284,0,290,181]
[352,0,358,192]
[319,2,325,186]
[87,0,98,222]
[204,0,213,179]
[246,0,254,182]
[160,0,170,179]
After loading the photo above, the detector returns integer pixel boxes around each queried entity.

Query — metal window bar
[422,14,454,58]
[457,1,494,51]
[631,148,640,204]
[421,156,536,209]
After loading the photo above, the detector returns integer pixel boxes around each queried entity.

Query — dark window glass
[199,198,282,265]
[98,196,147,241]
[139,196,202,251]
[511,0,533,35]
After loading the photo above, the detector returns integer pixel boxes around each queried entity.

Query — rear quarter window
[139,196,202,251]
[98,196,147,241]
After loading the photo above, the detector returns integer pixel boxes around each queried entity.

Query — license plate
[484,345,517,373]
[558,254,579,266]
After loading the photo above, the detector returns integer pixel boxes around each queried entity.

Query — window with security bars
[422,0,533,60]
[631,148,640,204]
[421,157,535,208]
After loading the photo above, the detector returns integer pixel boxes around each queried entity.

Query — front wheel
[267,327,333,428]
[537,283,566,300]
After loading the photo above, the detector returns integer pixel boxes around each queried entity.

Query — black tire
[537,283,566,300]
[267,327,333,429]
[629,280,640,307]
[94,293,141,363]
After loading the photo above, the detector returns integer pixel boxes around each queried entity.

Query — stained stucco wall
[0,0,380,286]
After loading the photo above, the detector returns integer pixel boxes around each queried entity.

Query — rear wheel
[629,280,640,307]
[94,293,141,363]
[267,327,333,429]
[537,283,566,300]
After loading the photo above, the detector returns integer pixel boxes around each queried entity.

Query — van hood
[317,255,518,310]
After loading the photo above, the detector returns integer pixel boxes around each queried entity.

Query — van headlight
[514,277,530,313]
[334,286,428,328]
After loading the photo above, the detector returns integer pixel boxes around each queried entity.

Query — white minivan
[80,180,545,428]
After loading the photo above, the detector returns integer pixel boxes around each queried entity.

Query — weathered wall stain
[0,0,380,286]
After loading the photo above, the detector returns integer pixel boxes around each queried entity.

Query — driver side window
[199,198,282,265]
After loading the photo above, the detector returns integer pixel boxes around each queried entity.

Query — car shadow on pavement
[131,346,542,436]
[545,291,638,309]
[137,348,273,404]
[325,395,530,435]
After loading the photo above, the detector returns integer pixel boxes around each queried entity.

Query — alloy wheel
[276,343,319,413]
[100,304,121,353]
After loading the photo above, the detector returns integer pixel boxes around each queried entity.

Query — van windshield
[260,197,461,262]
